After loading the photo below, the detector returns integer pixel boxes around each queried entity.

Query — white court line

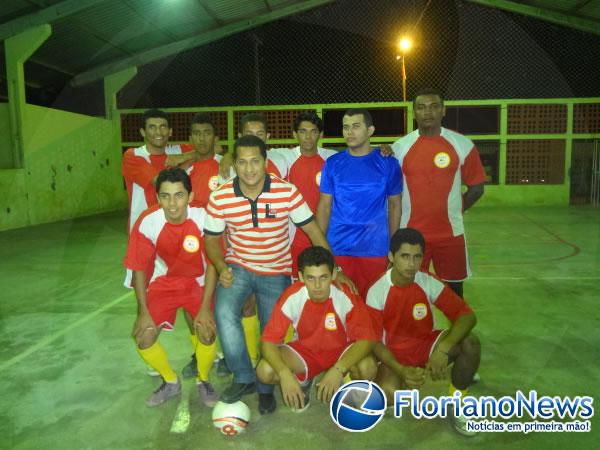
[0,290,133,373]
[472,277,600,281]
[170,395,191,434]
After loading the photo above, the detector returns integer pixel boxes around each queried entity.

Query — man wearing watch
[366,227,480,436]
[257,246,377,412]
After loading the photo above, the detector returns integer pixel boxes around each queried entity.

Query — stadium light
[396,37,412,102]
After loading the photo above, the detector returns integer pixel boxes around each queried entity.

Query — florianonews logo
[330,381,387,432]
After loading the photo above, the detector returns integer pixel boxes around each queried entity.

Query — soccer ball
[212,401,251,436]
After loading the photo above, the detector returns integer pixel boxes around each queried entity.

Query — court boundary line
[0,291,133,373]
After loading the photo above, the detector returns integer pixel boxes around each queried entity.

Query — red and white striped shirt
[204,174,313,275]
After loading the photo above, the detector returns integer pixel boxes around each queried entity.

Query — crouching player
[366,228,481,435]
[125,167,219,407]
[257,246,377,412]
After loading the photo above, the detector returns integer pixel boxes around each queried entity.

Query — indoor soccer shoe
[291,379,312,413]
[146,379,181,407]
[197,381,219,407]
[258,393,277,415]
[181,353,198,379]
[449,406,477,437]
[216,357,231,376]
[221,382,256,403]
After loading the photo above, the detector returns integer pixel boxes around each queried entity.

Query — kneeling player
[257,246,377,412]
[366,228,480,436]
[125,168,219,407]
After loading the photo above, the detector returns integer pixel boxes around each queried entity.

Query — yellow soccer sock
[194,338,217,382]
[449,383,468,398]
[137,341,178,383]
[242,315,259,363]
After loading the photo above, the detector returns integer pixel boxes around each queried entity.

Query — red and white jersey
[124,204,209,289]
[269,146,337,248]
[188,154,234,208]
[262,281,376,352]
[366,269,473,356]
[392,128,486,241]
[122,143,193,231]
[205,174,313,275]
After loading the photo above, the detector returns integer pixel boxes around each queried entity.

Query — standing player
[184,113,258,379]
[122,109,198,232]
[264,113,337,278]
[257,246,377,412]
[202,135,345,414]
[392,89,485,298]
[125,168,219,407]
[236,113,287,177]
[122,109,200,377]
[366,228,480,435]
[187,112,231,208]
[317,108,402,298]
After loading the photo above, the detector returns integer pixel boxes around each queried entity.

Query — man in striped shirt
[201,135,339,415]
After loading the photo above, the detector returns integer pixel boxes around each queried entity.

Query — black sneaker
[291,379,312,413]
[181,353,198,379]
[216,357,232,376]
[258,393,277,415]
[221,382,256,403]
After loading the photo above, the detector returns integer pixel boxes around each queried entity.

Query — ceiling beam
[467,0,600,35]
[0,0,107,41]
[569,0,593,13]
[71,0,333,87]
[197,1,224,26]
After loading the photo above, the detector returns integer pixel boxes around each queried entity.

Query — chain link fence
[116,0,600,109]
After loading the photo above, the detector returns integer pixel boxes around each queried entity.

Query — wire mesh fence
[115,0,600,109]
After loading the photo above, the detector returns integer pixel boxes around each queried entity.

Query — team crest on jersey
[208,175,219,191]
[433,152,451,168]
[315,171,322,186]
[412,303,428,320]
[324,312,337,330]
[182,235,200,253]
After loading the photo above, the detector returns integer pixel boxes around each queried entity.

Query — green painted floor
[1,206,599,449]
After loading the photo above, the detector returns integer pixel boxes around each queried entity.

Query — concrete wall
[0,103,126,231]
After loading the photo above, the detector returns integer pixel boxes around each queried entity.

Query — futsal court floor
[1,206,598,449]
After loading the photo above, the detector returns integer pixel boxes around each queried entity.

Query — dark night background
[28,0,600,115]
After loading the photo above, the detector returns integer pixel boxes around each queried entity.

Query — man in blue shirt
[316,109,402,298]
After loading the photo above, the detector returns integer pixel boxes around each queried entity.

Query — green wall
[0,103,126,231]
[478,185,568,206]
[0,104,14,169]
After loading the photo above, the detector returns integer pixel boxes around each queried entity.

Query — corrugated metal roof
[0,0,597,94]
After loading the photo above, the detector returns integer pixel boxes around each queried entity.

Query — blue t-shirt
[320,148,403,257]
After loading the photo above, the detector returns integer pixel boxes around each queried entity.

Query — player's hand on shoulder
[334,270,358,295]
[219,152,234,179]
[379,143,394,157]
[165,154,185,167]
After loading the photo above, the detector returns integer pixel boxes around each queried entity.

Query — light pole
[397,37,412,102]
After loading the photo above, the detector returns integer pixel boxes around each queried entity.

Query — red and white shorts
[283,341,350,382]
[390,330,445,367]
[146,283,205,331]
[421,234,471,282]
